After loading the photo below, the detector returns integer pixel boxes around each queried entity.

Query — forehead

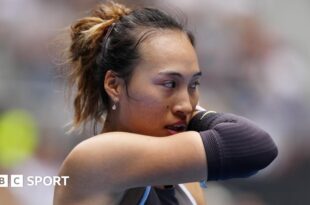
[134,30,199,75]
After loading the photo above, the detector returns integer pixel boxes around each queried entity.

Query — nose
[171,90,194,120]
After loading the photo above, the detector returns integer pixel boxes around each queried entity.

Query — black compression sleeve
[188,111,278,181]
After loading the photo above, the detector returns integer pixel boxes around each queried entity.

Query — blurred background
[0,0,309,204]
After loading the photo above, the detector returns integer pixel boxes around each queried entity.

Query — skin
[54,30,207,205]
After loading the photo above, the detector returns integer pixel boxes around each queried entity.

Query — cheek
[192,92,199,106]
[128,91,167,115]
[189,89,199,104]
[119,91,169,135]
[131,87,168,115]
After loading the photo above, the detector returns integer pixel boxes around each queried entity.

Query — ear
[104,70,123,103]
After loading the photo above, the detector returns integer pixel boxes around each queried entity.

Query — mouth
[165,122,187,135]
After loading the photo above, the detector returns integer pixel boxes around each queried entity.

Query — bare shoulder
[184,182,206,205]
[53,133,128,204]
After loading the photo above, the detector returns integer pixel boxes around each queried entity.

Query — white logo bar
[0,175,69,187]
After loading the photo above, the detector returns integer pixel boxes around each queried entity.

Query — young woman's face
[118,30,201,136]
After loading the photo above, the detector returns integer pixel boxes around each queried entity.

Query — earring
[112,103,117,110]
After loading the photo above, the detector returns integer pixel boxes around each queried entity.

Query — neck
[102,111,121,133]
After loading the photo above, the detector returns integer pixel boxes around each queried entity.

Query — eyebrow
[158,71,202,78]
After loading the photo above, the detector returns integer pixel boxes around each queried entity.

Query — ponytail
[66,2,131,131]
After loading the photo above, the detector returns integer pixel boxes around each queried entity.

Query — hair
[66,1,195,133]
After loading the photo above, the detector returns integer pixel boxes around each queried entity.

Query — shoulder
[54,133,128,204]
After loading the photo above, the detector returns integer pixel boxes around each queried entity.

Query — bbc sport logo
[0,175,69,187]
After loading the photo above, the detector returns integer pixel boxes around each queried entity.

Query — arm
[54,111,278,204]
[54,131,207,202]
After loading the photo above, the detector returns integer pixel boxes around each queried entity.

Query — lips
[165,121,187,135]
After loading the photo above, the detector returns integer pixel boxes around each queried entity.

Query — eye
[189,81,200,89]
[163,81,176,88]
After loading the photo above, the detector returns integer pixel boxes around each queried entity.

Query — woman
[53,2,278,205]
